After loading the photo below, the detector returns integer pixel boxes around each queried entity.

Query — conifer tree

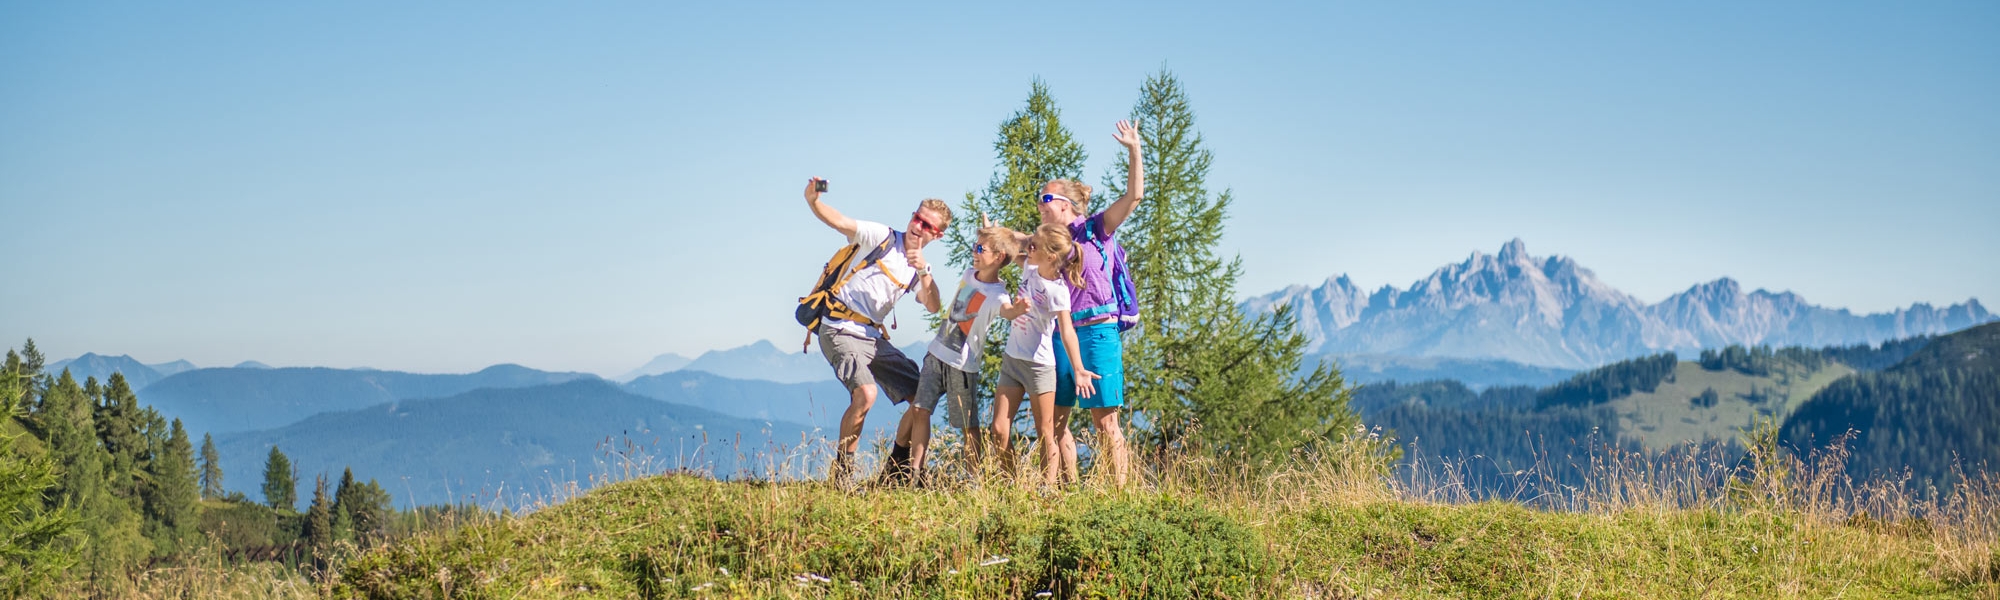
[0,348,79,598]
[263,446,296,510]
[200,433,224,500]
[42,371,148,588]
[92,373,149,506]
[333,468,358,542]
[1101,70,1356,466]
[144,419,200,554]
[946,79,1088,272]
[303,474,335,570]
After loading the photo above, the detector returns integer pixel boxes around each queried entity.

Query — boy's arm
[804,177,858,239]
[1098,121,1146,234]
[1055,312,1100,398]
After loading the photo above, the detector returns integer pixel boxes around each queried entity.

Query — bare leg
[837,384,877,454]
[894,406,918,447]
[991,386,1025,479]
[832,383,878,484]
[1052,406,1079,485]
[1090,407,1129,486]
[908,408,933,480]
[1030,391,1060,488]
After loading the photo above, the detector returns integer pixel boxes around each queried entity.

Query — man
[802,176,950,486]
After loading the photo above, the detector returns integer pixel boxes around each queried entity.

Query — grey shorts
[995,355,1055,398]
[913,354,986,430]
[817,324,921,403]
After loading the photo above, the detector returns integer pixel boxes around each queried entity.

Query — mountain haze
[1244,239,1994,369]
[213,379,814,509]
[139,364,598,435]
[46,353,170,390]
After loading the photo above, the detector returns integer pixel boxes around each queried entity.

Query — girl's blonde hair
[1031,223,1084,288]
[978,226,1022,267]
[1046,180,1092,213]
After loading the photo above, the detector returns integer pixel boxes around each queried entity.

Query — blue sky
[3,2,1995,375]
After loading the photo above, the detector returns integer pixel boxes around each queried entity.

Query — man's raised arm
[804,177,858,239]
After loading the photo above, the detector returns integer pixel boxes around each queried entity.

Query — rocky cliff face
[1243,239,1994,369]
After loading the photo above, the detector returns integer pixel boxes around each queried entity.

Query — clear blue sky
[4,2,1995,375]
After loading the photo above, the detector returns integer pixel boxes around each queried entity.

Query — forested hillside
[1782,322,2000,490]
[1358,331,1983,498]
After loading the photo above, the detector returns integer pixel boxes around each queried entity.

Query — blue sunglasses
[1041,193,1073,205]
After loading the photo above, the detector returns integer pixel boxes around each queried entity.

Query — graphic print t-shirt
[1003,265,1073,366]
[925,269,1011,373]
[826,220,918,339]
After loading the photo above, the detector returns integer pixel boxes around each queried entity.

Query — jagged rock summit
[1243,239,1994,369]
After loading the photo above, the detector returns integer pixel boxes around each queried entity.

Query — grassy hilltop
[330,441,1999,599]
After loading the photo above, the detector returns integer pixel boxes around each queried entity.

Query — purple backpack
[1071,218,1141,332]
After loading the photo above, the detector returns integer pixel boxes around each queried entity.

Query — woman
[1035,120,1143,486]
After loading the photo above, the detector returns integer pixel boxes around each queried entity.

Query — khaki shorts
[995,355,1055,398]
[913,353,985,430]
[817,324,921,403]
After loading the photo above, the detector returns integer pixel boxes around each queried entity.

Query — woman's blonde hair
[1031,223,1084,288]
[1045,180,1092,213]
[978,226,1022,267]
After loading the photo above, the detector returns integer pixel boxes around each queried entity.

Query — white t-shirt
[827,221,919,339]
[1004,265,1073,365]
[927,269,1011,372]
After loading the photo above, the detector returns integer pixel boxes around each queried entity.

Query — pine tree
[200,433,224,500]
[303,473,335,571]
[1102,70,1356,467]
[0,347,80,598]
[333,467,358,542]
[263,446,296,510]
[144,418,200,555]
[92,372,149,507]
[946,79,1088,273]
[41,371,149,590]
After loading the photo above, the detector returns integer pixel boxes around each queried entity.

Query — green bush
[1038,496,1269,599]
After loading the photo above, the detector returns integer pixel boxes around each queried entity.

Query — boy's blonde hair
[1030,223,1084,288]
[978,226,1022,267]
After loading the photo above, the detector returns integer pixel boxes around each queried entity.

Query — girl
[992,223,1100,487]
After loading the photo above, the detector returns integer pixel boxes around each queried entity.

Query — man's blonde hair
[918,198,954,228]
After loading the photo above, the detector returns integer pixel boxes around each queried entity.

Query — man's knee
[848,384,878,409]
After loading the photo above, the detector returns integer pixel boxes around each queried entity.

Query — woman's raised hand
[1113,120,1141,150]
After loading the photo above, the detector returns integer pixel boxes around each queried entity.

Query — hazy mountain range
[1243,239,1994,370]
[212,379,816,509]
[613,339,930,384]
[141,364,599,435]
[46,353,197,391]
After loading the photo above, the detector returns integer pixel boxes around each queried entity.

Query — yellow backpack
[794,231,913,351]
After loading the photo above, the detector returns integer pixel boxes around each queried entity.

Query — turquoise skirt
[1054,320,1124,409]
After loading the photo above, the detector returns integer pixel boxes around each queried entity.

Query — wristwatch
[916,265,933,278]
